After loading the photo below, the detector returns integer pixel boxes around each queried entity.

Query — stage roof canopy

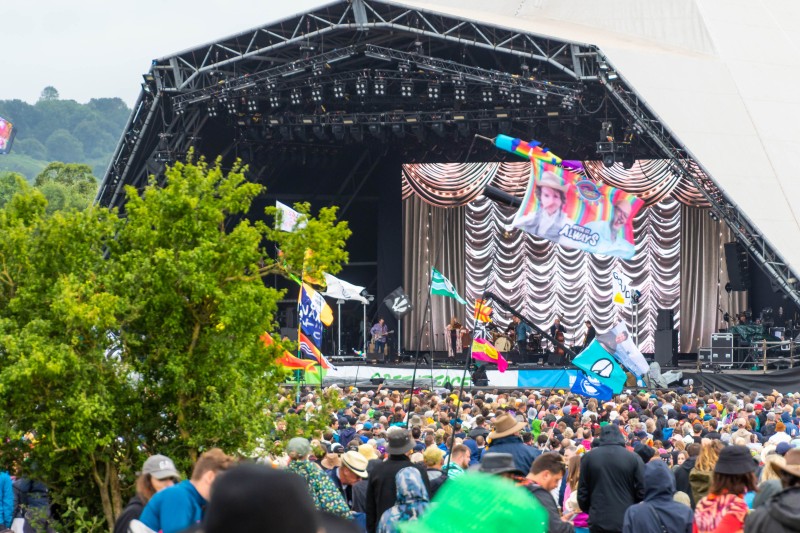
[98,0,800,306]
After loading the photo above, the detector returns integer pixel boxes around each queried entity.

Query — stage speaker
[546,352,567,366]
[365,352,385,363]
[654,330,678,367]
[656,309,674,331]
[724,241,750,291]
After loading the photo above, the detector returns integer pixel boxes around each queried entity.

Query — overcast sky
[3,0,332,106]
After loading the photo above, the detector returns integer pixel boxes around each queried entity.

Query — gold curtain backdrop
[402,160,732,353]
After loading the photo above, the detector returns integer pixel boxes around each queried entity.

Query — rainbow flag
[471,337,508,373]
[299,332,336,370]
[493,134,583,171]
[260,332,316,371]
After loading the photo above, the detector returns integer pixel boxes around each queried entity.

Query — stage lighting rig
[453,78,466,102]
[290,89,303,106]
[374,78,386,96]
[246,98,258,112]
[400,80,414,97]
[207,102,218,117]
[311,84,323,103]
[333,81,346,99]
[481,87,493,103]
[269,94,280,108]
[427,81,440,99]
[596,139,632,168]
[508,90,521,106]
[356,76,368,96]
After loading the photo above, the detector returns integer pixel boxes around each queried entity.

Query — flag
[260,332,316,371]
[299,332,336,370]
[303,283,334,326]
[474,299,493,323]
[611,271,640,308]
[383,286,413,320]
[299,285,323,345]
[570,371,614,401]
[431,268,467,305]
[275,201,306,232]
[572,339,628,394]
[471,337,508,373]
[321,272,368,304]
[596,323,649,377]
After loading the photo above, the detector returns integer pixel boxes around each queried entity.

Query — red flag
[299,332,336,370]
[260,332,316,370]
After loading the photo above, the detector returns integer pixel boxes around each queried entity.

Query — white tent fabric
[392,0,800,277]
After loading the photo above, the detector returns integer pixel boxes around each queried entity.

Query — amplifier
[711,332,734,364]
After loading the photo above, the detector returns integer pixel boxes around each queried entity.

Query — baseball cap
[142,454,182,480]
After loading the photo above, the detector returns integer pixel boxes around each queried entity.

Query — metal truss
[593,55,800,309]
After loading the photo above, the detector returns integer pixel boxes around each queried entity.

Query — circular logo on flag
[576,180,602,202]
[591,358,614,378]
[579,380,598,396]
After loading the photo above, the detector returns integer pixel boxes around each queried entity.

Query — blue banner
[299,285,323,345]
[572,339,628,394]
[570,371,614,401]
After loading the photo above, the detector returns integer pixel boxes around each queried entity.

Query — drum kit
[489,331,543,353]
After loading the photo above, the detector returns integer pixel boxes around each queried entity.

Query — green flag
[431,268,467,305]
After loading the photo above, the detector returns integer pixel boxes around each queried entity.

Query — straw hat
[488,414,526,440]
[774,448,800,478]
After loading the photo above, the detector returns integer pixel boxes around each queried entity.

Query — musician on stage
[445,316,465,358]
[577,319,595,352]
[511,316,533,358]
[370,318,389,355]
[549,317,567,339]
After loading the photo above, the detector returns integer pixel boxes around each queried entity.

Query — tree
[39,86,60,102]
[13,138,47,160]
[0,171,28,208]
[0,155,350,529]
[44,129,84,163]
[34,162,98,213]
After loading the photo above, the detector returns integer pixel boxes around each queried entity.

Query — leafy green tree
[33,162,98,213]
[0,171,28,207]
[39,86,60,101]
[45,129,84,163]
[13,138,46,160]
[0,155,350,529]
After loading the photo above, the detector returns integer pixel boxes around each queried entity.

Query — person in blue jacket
[139,448,234,533]
[0,469,12,529]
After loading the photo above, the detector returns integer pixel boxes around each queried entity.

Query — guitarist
[370,318,390,356]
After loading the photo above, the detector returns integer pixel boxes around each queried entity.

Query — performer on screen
[445,317,464,358]
[370,317,389,355]
[522,171,570,241]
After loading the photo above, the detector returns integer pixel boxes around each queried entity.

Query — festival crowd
[69,384,800,532]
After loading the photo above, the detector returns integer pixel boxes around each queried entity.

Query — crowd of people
[102,383,800,533]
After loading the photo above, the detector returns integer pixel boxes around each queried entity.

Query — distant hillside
[0,88,130,181]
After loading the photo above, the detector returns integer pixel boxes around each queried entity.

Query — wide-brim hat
[488,414,526,440]
[714,445,756,475]
[773,448,800,478]
[341,451,369,479]
[385,427,414,455]
[478,453,523,476]
[536,171,569,193]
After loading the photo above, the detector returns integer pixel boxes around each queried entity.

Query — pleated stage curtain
[680,206,748,353]
[402,195,466,351]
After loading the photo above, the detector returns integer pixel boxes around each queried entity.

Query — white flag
[275,201,306,232]
[321,273,368,304]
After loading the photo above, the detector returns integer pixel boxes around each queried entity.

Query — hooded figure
[578,424,645,533]
[376,467,429,533]
[622,461,693,533]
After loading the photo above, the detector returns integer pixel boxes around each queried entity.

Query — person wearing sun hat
[518,170,572,241]
[485,413,541,475]
[693,445,757,533]
[746,447,800,531]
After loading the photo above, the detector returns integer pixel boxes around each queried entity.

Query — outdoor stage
[98,0,800,377]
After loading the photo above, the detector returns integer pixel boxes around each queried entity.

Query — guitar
[371,330,394,342]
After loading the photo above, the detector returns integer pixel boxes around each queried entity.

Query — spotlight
[709,210,719,222]
[265,77,277,91]
[400,80,414,98]
[368,122,385,140]
[290,89,303,106]
[373,78,386,96]
[207,102,218,117]
[312,124,327,141]
[333,81,345,99]
[398,62,411,74]
[602,153,615,168]
[508,90,521,105]
[453,78,466,102]
[481,87,493,103]
[174,104,185,115]
[356,77,368,96]
[621,152,635,170]
[427,81,440,99]
[246,98,258,112]
[391,123,406,138]
[269,94,280,108]
[310,84,323,103]
[292,126,308,142]
[560,95,574,110]
[225,99,237,114]
[535,93,547,106]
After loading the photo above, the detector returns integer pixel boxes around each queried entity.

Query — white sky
[3,0,332,106]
